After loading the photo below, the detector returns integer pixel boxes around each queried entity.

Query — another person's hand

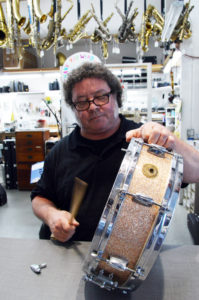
[126,122,176,150]
[48,210,79,242]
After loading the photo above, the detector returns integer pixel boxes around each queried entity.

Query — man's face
[72,78,120,140]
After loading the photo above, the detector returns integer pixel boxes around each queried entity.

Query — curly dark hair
[63,62,123,109]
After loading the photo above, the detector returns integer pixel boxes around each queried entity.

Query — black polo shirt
[31,115,142,240]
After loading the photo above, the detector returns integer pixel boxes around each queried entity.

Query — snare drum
[83,138,183,292]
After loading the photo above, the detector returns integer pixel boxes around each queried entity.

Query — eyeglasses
[72,91,112,111]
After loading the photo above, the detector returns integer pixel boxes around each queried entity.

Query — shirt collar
[69,114,127,150]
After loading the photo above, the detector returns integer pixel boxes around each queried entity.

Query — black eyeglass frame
[72,91,112,111]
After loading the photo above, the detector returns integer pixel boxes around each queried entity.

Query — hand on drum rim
[126,122,176,151]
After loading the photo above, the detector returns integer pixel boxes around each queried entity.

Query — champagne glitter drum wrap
[83,138,183,292]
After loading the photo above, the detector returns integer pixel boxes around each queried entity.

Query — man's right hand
[48,210,79,242]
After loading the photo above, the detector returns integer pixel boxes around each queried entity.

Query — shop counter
[0,238,198,300]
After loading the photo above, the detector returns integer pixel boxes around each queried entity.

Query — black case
[3,139,17,189]
[187,213,199,245]
[0,183,7,206]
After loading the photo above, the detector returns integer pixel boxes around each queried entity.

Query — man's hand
[48,210,79,242]
[126,122,176,150]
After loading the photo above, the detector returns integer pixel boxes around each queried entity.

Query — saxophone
[42,0,73,52]
[171,0,194,42]
[139,4,164,52]
[90,4,113,43]
[101,40,108,60]
[0,2,8,47]
[53,0,74,54]
[33,0,47,23]
[67,10,93,44]
[27,0,41,55]
[149,4,164,41]
[6,0,14,49]
[12,0,26,28]
[139,8,153,52]
[115,0,138,43]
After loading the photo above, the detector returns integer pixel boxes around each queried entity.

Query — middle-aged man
[31,62,199,243]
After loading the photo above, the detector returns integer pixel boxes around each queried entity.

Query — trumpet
[12,0,26,28]
[0,2,8,47]
[67,10,93,44]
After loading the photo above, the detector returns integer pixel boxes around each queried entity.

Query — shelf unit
[107,63,153,123]
[0,69,61,133]
[165,99,182,137]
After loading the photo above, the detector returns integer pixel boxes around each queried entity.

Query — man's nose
[88,100,98,110]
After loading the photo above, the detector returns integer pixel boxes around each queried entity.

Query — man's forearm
[174,137,199,183]
[32,196,58,227]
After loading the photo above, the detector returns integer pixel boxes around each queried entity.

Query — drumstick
[50,177,88,240]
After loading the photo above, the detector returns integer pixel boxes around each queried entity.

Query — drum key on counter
[30,263,47,274]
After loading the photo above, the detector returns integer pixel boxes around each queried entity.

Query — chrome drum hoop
[83,138,183,292]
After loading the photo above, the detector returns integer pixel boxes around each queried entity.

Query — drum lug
[135,266,145,277]
[100,255,137,274]
[121,148,133,155]
[147,144,167,158]
[83,272,118,290]
[121,191,169,211]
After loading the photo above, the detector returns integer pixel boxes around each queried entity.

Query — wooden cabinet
[15,130,50,190]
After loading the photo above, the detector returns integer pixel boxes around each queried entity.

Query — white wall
[180,0,199,140]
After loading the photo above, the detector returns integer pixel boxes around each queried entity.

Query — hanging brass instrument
[171,0,194,42]
[56,51,66,66]
[33,0,47,23]
[12,0,26,28]
[139,4,164,52]
[90,4,113,43]
[139,8,153,52]
[67,10,93,44]
[0,3,8,47]
[115,0,138,43]
[149,4,164,40]
[23,20,31,35]
[101,40,108,59]
[42,0,73,51]
[27,0,41,55]
[54,0,74,53]
[6,0,14,49]
[42,19,55,50]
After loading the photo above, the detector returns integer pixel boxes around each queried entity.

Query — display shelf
[165,101,181,137]
[107,63,153,122]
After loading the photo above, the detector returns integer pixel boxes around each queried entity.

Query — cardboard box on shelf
[3,48,37,70]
